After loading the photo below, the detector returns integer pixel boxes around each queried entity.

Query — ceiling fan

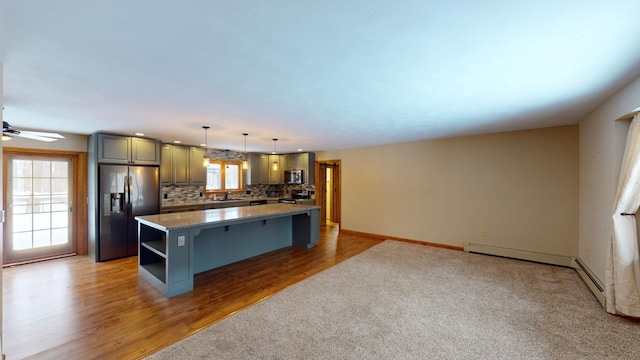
[2,121,65,142]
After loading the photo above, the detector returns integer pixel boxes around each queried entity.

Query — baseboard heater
[464,243,574,267]
[464,243,605,308]
[573,257,605,307]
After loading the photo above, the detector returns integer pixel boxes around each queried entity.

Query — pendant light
[272,138,278,171]
[242,133,249,170]
[202,126,210,167]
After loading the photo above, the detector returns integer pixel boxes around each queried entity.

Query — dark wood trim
[332,160,341,223]
[340,228,464,251]
[314,159,341,225]
[75,152,88,255]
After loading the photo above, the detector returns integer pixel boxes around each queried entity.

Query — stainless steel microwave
[284,169,303,184]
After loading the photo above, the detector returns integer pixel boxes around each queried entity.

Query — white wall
[579,74,640,282]
[318,125,579,256]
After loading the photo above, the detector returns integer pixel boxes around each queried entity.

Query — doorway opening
[315,160,341,227]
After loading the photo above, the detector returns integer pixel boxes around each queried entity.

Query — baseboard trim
[339,229,464,251]
[573,257,605,308]
[463,243,574,267]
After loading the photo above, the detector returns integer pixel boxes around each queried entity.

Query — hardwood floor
[3,223,383,359]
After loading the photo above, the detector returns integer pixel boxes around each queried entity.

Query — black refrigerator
[96,165,159,261]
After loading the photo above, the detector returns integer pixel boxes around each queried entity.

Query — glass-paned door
[5,155,73,264]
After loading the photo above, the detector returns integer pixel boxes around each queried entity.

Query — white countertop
[137,203,320,230]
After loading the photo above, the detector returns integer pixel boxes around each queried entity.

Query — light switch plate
[177,235,185,247]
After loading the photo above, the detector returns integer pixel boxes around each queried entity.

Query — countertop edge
[136,204,320,231]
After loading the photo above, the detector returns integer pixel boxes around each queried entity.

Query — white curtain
[606,113,640,317]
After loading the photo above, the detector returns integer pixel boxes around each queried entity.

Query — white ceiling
[2,1,640,153]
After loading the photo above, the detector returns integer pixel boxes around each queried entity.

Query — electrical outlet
[585,247,590,257]
[480,231,487,238]
[178,235,186,247]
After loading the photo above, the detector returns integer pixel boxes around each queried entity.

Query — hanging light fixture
[202,126,210,167]
[272,138,278,171]
[242,133,249,170]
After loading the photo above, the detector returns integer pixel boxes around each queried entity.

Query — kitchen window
[205,160,243,193]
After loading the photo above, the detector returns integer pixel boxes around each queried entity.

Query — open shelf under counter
[141,240,167,258]
[140,261,167,284]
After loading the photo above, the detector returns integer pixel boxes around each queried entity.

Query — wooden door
[315,160,341,226]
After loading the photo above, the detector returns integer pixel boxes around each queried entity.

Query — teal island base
[135,204,320,297]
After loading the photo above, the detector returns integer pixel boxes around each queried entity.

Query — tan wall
[579,74,640,282]
[4,132,88,152]
[318,125,579,256]
[1,59,5,357]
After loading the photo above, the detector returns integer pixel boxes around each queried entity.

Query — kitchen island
[135,203,320,297]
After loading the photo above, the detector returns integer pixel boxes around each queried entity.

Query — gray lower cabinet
[95,133,160,165]
[161,205,204,213]
[161,200,252,213]
[202,202,218,210]
[217,201,250,208]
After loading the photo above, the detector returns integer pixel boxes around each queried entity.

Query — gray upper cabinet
[132,137,162,164]
[286,152,315,185]
[97,134,130,163]
[268,154,287,184]
[96,133,160,165]
[189,147,207,185]
[161,144,189,186]
[161,144,206,186]
[173,146,190,185]
[248,153,287,185]
[247,152,314,185]
[160,144,173,184]
[287,153,305,170]
[247,153,269,185]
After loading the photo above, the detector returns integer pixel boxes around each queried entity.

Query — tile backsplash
[162,183,315,202]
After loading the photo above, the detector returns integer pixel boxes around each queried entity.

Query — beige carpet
[145,240,640,359]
